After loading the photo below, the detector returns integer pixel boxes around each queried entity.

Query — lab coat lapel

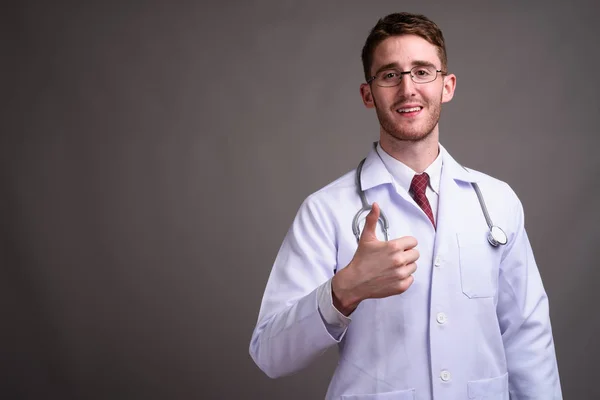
[361,142,479,238]
[434,145,478,255]
[359,143,393,191]
[360,142,424,206]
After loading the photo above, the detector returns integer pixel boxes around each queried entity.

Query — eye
[382,72,398,80]
[413,68,432,76]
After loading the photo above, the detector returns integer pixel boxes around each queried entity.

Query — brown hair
[361,12,447,82]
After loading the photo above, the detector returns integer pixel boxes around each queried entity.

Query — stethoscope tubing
[352,156,507,247]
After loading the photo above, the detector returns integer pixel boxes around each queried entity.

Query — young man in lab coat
[250,12,562,399]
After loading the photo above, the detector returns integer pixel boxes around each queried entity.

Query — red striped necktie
[409,173,436,229]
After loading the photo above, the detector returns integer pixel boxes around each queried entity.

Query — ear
[360,83,375,108]
[441,73,456,103]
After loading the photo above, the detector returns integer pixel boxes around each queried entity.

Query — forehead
[371,34,441,71]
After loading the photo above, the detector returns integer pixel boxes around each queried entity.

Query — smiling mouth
[396,106,423,114]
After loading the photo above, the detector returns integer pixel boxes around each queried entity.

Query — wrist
[331,270,361,316]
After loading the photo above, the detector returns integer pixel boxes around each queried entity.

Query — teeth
[398,107,421,113]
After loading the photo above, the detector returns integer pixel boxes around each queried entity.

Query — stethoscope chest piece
[487,225,507,247]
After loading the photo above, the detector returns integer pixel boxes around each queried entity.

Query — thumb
[360,202,381,243]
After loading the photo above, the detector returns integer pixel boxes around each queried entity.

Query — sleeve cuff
[317,279,351,339]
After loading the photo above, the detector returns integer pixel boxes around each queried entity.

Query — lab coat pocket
[341,388,415,400]
[457,232,499,299]
[467,372,509,399]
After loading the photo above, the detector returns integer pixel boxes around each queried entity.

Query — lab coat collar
[360,142,478,192]
[359,143,394,191]
[439,143,479,184]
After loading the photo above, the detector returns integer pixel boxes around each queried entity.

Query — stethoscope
[352,155,508,248]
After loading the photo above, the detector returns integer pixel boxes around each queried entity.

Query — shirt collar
[376,142,442,195]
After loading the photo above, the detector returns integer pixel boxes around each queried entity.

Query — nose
[396,72,416,95]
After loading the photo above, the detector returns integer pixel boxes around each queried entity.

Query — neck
[380,126,439,174]
[379,127,440,173]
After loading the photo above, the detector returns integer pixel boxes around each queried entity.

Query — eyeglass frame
[366,65,447,86]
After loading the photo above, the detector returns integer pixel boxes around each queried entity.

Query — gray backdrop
[3,1,599,399]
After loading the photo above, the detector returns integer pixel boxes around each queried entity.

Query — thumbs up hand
[331,203,419,316]
[358,201,387,244]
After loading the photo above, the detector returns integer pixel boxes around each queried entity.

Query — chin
[388,128,433,143]
[380,116,437,143]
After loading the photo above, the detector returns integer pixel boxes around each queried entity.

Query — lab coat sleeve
[249,194,344,378]
[496,188,562,399]
[317,279,352,339]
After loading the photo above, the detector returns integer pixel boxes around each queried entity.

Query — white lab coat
[250,143,562,399]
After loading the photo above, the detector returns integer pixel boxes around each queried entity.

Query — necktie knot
[409,173,435,229]
[410,173,430,196]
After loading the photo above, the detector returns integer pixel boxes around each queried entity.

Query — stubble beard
[375,96,442,144]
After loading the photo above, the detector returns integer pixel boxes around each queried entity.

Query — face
[360,35,456,143]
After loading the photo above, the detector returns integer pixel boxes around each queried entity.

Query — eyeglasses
[367,65,446,87]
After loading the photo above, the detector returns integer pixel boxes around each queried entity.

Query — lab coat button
[434,255,442,267]
[436,312,447,324]
[440,370,451,382]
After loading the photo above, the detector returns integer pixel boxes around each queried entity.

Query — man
[250,12,562,399]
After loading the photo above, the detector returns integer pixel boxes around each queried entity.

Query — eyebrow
[373,60,438,75]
